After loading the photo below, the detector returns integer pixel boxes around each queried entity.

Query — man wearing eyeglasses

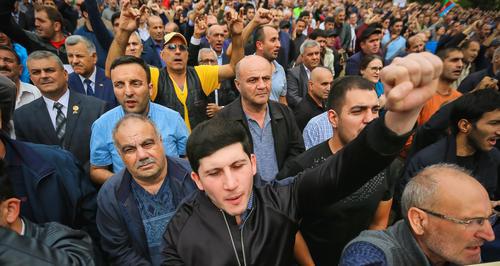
[340,164,496,266]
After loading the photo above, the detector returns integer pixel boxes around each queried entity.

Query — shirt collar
[78,67,97,85]
[42,88,70,109]
[240,191,254,225]
[20,218,26,236]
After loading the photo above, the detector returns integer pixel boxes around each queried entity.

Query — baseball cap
[163,32,187,47]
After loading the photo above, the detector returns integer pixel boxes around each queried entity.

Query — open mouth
[225,193,242,205]
[487,137,498,146]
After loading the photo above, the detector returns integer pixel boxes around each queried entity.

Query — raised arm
[218,8,272,81]
[105,0,145,77]
[295,52,443,216]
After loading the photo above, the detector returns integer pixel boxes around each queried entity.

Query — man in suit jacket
[287,40,321,109]
[141,16,164,68]
[14,50,107,171]
[65,35,118,108]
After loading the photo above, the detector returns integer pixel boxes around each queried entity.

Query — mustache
[0,66,12,72]
[135,157,156,168]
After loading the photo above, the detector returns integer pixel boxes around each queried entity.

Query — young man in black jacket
[161,52,443,265]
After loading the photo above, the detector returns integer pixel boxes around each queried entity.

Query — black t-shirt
[280,140,395,265]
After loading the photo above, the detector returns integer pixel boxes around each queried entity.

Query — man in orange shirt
[418,47,463,125]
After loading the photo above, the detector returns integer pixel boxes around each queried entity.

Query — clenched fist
[381,52,443,113]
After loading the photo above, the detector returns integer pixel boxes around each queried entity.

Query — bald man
[143,15,165,67]
[216,55,304,180]
[294,66,333,131]
[341,164,496,265]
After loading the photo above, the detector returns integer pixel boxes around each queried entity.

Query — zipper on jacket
[221,208,254,266]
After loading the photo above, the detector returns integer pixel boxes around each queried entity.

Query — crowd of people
[0,0,499,265]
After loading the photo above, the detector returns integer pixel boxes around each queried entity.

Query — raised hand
[252,8,272,26]
[226,8,244,36]
[119,0,145,32]
[381,52,443,113]
[193,14,208,39]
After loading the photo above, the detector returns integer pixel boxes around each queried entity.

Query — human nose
[136,146,149,161]
[477,220,495,242]
[363,110,376,123]
[222,168,238,191]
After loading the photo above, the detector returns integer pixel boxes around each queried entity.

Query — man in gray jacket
[340,164,496,266]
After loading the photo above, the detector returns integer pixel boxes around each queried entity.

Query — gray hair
[65,35,97,54]
[401,163,471,218]
[334,7,345,16]
[197,48,217,64]
[131,31,142,41]
[300,39,320,55]
[27,50,64,70]
[112,113,161,148]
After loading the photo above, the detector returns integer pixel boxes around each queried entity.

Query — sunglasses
[164,43,188,51]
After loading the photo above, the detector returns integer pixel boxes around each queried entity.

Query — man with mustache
[90,56,188,185]
[0,45,41,110]
[13,50,107,174]
[96,113,196,265]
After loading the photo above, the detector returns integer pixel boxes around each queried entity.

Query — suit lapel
[69,73,86,94]
[63,91,82,149]
[300,65,309,97]
[94,68,105,98]
[34,98,60,144]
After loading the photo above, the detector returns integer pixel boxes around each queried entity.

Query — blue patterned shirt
[302,111,334,150]
[131,176,176,266]
[339,241,388,266]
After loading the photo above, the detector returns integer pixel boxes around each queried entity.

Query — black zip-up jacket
[161,117,412,265]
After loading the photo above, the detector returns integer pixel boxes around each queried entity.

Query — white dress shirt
[16,82,42,109]
[43,89,70,130]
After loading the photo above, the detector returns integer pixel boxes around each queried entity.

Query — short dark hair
[253,25,276,47]
[0,160,15,202]
[360,54,383,72]
[324,16,335,24]
[460,39,480,50]
[450,89,500,134]
[34,5,63,24]
[0,45,20,64]
[326,75,375,113]
[436,47,461,61]
[111,12,121,25]
[187,119,253,173]
[110,56,151,83]
[299,11,310,18]
[243,3,255,14]
[389,18,403,31]
[308,29,327,40]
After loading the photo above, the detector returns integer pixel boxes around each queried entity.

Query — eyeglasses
[164,43,188,52]
[418,207,498,227]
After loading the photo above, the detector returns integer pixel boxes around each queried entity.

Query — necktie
[53,102,66,140]
[84,79,94,96]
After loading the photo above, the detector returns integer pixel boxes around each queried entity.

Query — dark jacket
[216,97,305,171]
[402,135,500,200]
[286,64,310,109]
[0,218,95,265]
[345,51,364,75]
[294,93,324,132]
[68,67,118,108]
[0,132,98,240]
[0,0,68,64]
[161,118,412,265]
[142,37,164,68]
[14,90,107,171]
[458,66,499,94]
[96,156,197,265]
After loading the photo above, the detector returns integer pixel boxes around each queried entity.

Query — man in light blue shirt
[381,19,406,63]
[254,25,288,104]
[90,56,189,185]
[302,111,334,149]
